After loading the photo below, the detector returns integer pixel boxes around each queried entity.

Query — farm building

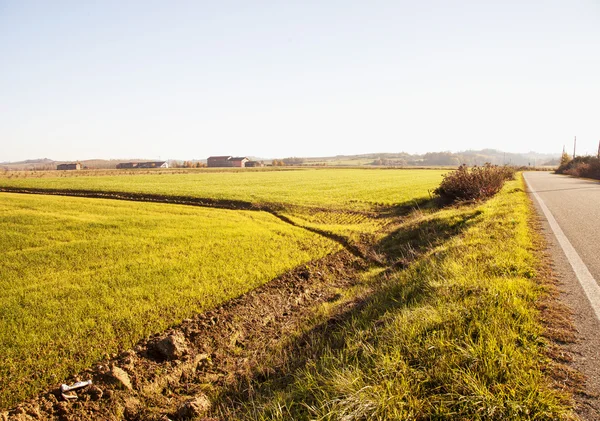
[207,156,249,168]
[207,156,232,167]
[229,157,249,167]
[245,160,264,167]
[57,162,82,170]
[116,161,168,169]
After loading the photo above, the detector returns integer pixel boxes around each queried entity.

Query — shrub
[434,164,515,203]
[556,155,600,179]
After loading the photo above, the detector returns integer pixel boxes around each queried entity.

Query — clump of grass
[434,164,515,203]
[218,177,574,420]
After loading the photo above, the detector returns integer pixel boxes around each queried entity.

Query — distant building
[245,160,264,168]
[57,162,82,170]
[207,156,249,168]
[229,157,249,167]
[207,156,233,167]
[116,161,168,169]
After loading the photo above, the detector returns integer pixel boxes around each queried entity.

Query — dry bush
[434,164,515,203]
[557,156,600,179]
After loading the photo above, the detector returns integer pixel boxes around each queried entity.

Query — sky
[1,1,599,162]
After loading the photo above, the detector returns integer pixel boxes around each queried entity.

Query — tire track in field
[0,187,376,262]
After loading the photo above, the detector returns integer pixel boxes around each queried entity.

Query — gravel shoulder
[525,172,600,420]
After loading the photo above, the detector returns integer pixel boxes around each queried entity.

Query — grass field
[0,169,575,419]
[0,168,445,211]
[0,193,338,407]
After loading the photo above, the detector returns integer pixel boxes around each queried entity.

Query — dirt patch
[3,251,367,420]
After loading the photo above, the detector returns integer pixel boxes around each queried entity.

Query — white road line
[525,175,600,322]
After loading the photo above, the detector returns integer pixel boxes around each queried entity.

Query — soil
[1,250,368,420]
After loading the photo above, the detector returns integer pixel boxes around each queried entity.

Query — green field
[0,168,445,210]
[0,168,446,245]
[0,193,338,406]
[0,169,575,418]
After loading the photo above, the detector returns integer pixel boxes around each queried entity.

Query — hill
[2,150,560,171]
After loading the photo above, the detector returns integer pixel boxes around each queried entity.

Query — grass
[0,168,445,211]
[0,168,445,245]
[214,177,574,420]
[0,193,338,408]
[0,169,576,419]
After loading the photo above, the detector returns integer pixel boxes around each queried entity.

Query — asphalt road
[524,171,600,419]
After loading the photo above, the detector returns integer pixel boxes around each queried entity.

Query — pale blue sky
[1,1,599,161]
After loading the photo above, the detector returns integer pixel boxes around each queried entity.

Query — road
[524,171,600,420]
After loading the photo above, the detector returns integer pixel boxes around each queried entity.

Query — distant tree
[560,152,571,166]
[422,152,460,166]
[282,157,305,165]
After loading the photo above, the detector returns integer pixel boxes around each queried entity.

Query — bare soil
[2,250,368,420]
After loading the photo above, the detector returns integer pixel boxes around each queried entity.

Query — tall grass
[218,177,573,420]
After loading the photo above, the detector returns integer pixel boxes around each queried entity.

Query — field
[0,193,338,406]
[0,168,446,243]
[0,169,576,419]
[0,168,445,210]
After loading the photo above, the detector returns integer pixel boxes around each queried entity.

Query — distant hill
[298,149,559,167]
[2,150,561,171]
[0,158,58,171]
[1,158,154,171]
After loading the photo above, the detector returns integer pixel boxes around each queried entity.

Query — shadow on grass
[378,207,483,266]
[211,204,482,417]
[375,197,437,218]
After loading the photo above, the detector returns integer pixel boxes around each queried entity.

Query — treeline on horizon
[2,149,559,171]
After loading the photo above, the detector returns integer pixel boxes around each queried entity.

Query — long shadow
[377,207,482,266]
[266,210,371,261]
[375,197,436,218]
[211,205,482,417]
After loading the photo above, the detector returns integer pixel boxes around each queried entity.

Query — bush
[434,164,515,203]
[556,155,600,179]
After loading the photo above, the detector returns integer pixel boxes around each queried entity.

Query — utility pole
[573,136,577,159]
[597,140,600,159]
